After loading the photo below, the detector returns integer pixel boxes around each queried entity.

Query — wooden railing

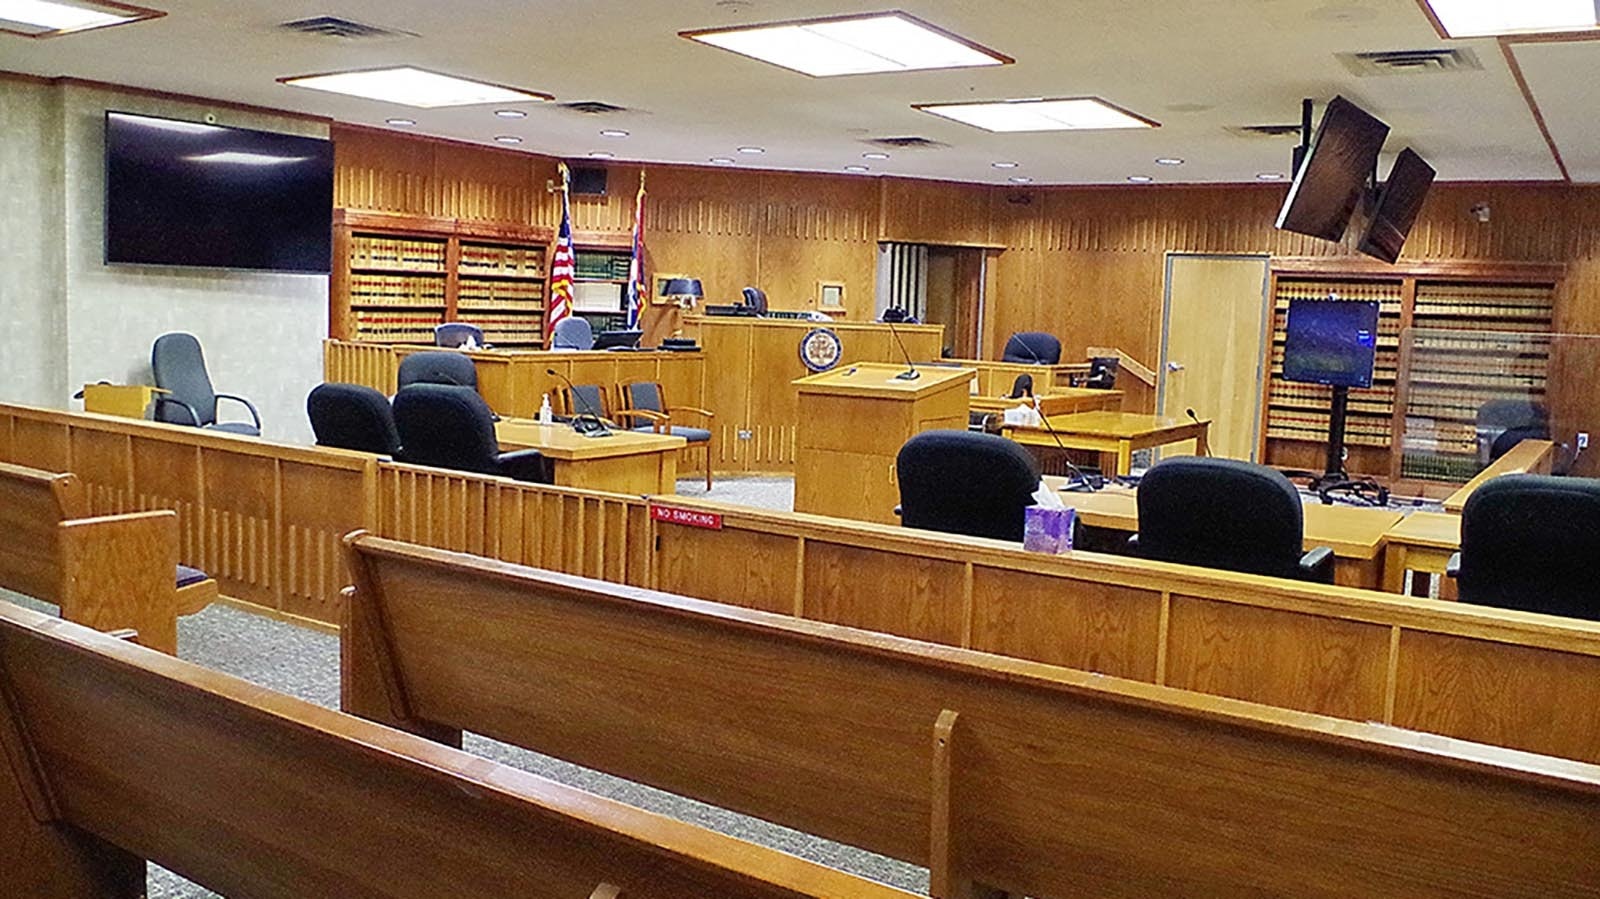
[5,400,1599,765]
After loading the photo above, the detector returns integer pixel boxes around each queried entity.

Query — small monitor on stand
[1281,297,1385,503]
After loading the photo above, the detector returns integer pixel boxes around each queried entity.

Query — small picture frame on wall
[818,281,845,311]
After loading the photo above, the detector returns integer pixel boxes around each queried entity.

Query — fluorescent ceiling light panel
[0,0,160,37]
[917,97,1157,133]
[280,67,550,108]
[1425,0,1597,36]
[185,152,311,166]
[683,11,1010,77]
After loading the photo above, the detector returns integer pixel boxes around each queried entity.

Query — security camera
[1470,202,1490,223]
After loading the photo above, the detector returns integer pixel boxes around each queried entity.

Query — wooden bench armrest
[57,510,179,655]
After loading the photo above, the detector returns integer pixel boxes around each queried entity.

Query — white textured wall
[59,84,328,444]
[0,78,67,406]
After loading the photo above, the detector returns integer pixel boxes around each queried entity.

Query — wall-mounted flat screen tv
[1274,96,1389,243]
[105,112,333,274]
[1282,299,1380,389]
[1357,147,1436,264]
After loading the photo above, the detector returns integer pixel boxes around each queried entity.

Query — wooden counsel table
[792,362,972,524]
[495,420,686,494]
[1054,482,1403,589]
[1381,511,1460,597]
[1008,411,1211,476]
[969,387,1123,419]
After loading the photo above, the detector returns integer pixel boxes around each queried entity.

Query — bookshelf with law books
[330,210,553,347]
[1260,262,1559,490]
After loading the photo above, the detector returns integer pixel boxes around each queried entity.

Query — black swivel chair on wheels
[307,383,401,456]
[1001,332,1062,365]
[1452,474,1600,621]
[896,430,1041,542]
[150,332,261,436]
[397,351,479,391]
[392,385,549,483]
[1132,457,1334,583]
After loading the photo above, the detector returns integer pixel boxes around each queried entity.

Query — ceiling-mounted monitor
[1357,148,1436,264]
[104,111,333,274]
[1274,96,1389,243]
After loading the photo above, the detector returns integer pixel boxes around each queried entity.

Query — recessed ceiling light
[599,129,630,138]
[588,151,614,159]
[844,164,870,172]
[280,67,552,109]
[681,11,1012,78]
[1257,172,1286,181]
[710,157,736,165]
[1155,157,1184,166]
[1008,176,1033,184]
[991,161,1020,169]
[0,0,161,37]
[919,97,1157,133]
[385,117,417,126]
[737,146,766,154]
[494,109,527,118]
[494,135,523,144]
[1423,0,1597,37]
[862,151,891,160]
[1128,175,1154,183]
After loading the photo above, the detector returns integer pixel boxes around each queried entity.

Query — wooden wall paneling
[324,340,400,395]
[693,321,754,470]
[280,459,374,622]
[745,325,807,469]
[332,125,440,217]
[433,142,539,225]
[68,429,132,515]
[646,166,763,307]
[1392,630,1600,764]
[1163,594,1392,721]
[967,567,1162,680]
[802,542,967,645]
[757,172,878,321]
[196,447,278,610]
[128,436,201,572]
[878,178,996,247]
[655,525,799,615]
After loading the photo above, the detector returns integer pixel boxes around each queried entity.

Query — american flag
[546,165,575,341]
[625,172,647,328]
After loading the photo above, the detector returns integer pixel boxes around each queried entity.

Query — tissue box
[1023,505,1075,554]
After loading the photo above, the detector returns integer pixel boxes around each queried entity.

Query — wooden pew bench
[0,600,914,899]
[0,460,216,653]
[342,533,1600,898]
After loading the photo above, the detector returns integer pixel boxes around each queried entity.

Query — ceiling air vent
[278,16,415,41]
[1226,124,1303,139]
[865,136,949,151]
[560,101,629,115]
[1338,48,1482,77]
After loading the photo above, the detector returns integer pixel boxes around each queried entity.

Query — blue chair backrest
[568,384,607,418]
[435,322,484,349]
[151,332,218,425]
[627,382,664,414]
[552,317,595,350]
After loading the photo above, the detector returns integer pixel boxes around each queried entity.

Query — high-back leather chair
[397,351,478,391]
[1456,474,1600,620]
[741,287,769,315]
[896,430,1041,542]
[1001,332,1062,365]
[1134,457,1333,582]
[307,383,400,456]
[150,332,261,436]
[392,385,549,483]
[434,322,485,349]
[551,317,595,351]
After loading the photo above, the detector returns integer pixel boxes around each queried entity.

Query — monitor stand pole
[1321,385,1349,483]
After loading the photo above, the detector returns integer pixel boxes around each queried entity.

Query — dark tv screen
[105,112,333,273]
[1274,96,1390,243]
[1358,148,1436,264]
[1282,299,1380,389]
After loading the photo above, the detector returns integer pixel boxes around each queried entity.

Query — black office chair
[1451,474,1600,620]
[1084,357,1120,390]
[1007,373,1034,399]
[307,383,400,456]
[397,351,478,391]
[896,430,1041,542]
[392,385,549,483]
[1476,399,1549,465]
[741,287,769,315]
[150,332,261,436]
[1001,332,1062,365]
[880,307,908,323]
[1132,457,1334,582]
[434,322,485,349]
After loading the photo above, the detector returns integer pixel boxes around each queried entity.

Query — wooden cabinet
[330,210,552,347]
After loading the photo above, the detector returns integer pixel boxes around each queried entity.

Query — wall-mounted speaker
[569,165,608,196]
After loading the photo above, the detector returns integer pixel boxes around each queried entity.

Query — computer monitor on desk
[594,329,643,350]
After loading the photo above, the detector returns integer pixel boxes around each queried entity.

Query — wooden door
[1160,255,1271,461]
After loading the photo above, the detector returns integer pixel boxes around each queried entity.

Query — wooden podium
[792,362,974,524]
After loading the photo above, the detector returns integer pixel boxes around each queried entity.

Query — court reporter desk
[496,419,685,494]
[1009,412,1211,476]
[792,363,972,524]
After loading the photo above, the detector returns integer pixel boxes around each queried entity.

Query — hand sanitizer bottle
[538,394,553,425]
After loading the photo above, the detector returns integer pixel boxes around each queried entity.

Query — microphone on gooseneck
[545,368,611,437]
[884,317,921,381]
[1037,405,1100,492]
